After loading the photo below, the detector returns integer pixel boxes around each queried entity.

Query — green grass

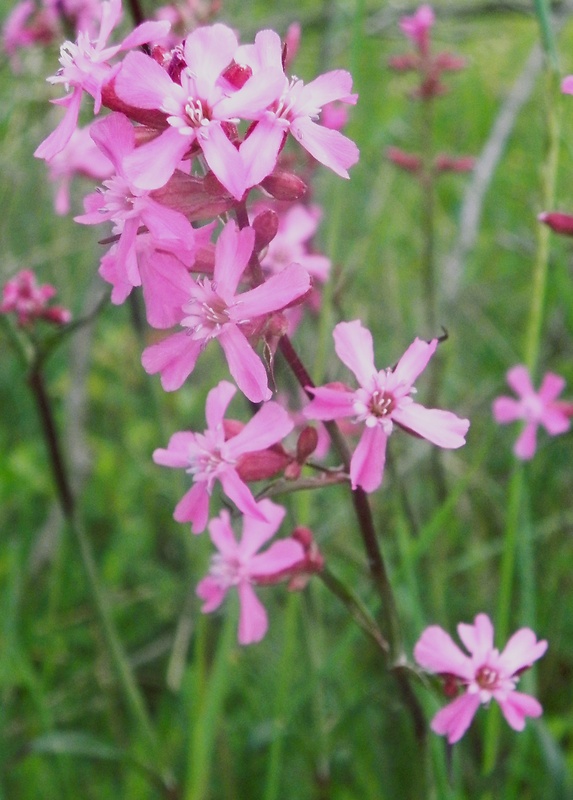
[1,0,573,797]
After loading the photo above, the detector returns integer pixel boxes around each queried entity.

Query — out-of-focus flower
[414,613,547,744]
[399,4,434,55]
[492,365,571,460]
[0,269,71,327]
[304,320,469,492]
[538,211,573,238]
[196,499,308,644]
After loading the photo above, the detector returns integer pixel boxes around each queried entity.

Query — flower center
[369,389,395,418]
[181,279,230,341]
[475,665,499,691]
[99,176,137,218]
[209,553,247,587]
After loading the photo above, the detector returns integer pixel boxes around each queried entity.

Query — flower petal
[457,614,494,660]
[350,425,387,493]
[237,582,268,644]
[333,320,377,388]
[499,628,548,675]
[291,117,359,178]
[414,625,473,679]
[218,326,271,403]
[392,403,469,448]
[174,482,210,533]
[141,331,202,391]
[431,693,481,744]
[496,691,543,731]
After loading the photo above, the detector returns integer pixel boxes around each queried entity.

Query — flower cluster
[0,269,71,327]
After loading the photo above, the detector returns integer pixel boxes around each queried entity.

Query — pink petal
[226,402,293,458]
[219,469,267,521]
[34,87,83,161]
[237,582,268,645]
[250,539,305,577]
[514,421,538,460]
[499,628,548,675]
[431,693,481,744]
[538,371,566,403]
[119,20,171,51]
[217,67,285,120]
[392,403,469,448]
[506,365,534,399]
[213,221,254,299]
[492,396,522,424]
[124,126,189,191]
[238,118,285,189]
[290,116,359,178]
[391,338,437,389]
[115,51,175,109]
[174,482,210,533]
[205,380,237,431]
[196,575,227,613]
[208,510,239,556]
[198,123,248,201]
[90,111,135,169]
[231,263,310,320]
[414,625,473,679]
[333,320,376,388]
[496,691,543,731]
[138,250,193,329]
[540,406,570,436]
[153,431,195,467]
[304,385,355,421]
[350,425,387,493]
[183,24,238,92]
[141,331,202,391]
[457,614,494,660]
[562,75,573,94]
[296,70,356,114]
[239,499,286,557]
[218,326,271,403]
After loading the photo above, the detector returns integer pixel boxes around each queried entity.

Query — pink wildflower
[0,269,71,327]
[113,23,285,198]
[399,5,435,55]
[492,365,571,460]
[196,499,306,645]
[414,613,547,744]
[304,320,469,492]
[234,29,359,181]
[258,203,330,283]
[34,0,169,161]
[153,380,294,534]
[141,219,310,402]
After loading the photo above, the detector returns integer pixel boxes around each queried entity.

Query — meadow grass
[1,0,573,797]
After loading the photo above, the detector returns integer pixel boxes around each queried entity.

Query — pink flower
[234,29,359,181]
[303,320,469,492]
[153,380,294,534]
[196,499,306,645]
[414,613,547,744]
[0,269,71,327]
[113,23,284,198]
[492,365,571,460]
[399,5,434,54]
[34,0,169,161]
[141,219,311,402]
[258,203,330,283]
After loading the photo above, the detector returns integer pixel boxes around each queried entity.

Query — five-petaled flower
[196,499,306,645]
[492,365,571,460]
[414,613,547,744]
[303,320,469,492]
[152,380,294,534]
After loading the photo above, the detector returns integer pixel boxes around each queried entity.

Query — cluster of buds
[0,269,71,327]
[387,5,474,176]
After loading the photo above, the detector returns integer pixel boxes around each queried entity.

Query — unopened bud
[386,146,422,173]
[434,154,474,173]
[538,211,573,237]
[296,425,319,463]
[434,52,467,72]
[261,169,307,201]
[253,209,279,251]
[222,62,253,89]
[388,54,420,72]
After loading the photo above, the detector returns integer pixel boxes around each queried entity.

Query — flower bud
[538,211,573,237]
[222,62,253,89]
[296,425,319,463]
[261,169,308,201]
[434,52,467,72]
[253,209,279,251]
[386,146,422,173]
[434,154,474,173]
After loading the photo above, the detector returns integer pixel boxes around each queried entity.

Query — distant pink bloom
[562,74,573,95]
[414,613,547,744]
[400,5,434,55]
[258,203,330,283]
[0,269,71,326]
[492,365,571,460]
[142,219,311,402]
[196,499,306,645]
[234,29,359,180]
[34,0,169,161]
[304,320,469,492]
[153,380,294,533]
[48,124,113,215]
